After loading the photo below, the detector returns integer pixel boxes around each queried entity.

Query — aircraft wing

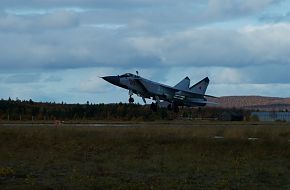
[134,78,149,93]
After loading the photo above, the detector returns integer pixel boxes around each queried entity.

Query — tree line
[0,98,249,121]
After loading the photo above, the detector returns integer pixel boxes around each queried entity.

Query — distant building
[251,112,290,122]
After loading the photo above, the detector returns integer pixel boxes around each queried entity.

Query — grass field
[0,121,290,189]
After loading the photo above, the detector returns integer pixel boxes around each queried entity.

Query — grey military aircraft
[102,72,217,112]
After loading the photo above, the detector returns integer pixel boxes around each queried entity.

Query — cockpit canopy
[119,73,138,78]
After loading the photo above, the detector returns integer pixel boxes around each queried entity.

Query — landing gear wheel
[129,97,134,103]
[150,103,158,112]
[173,104,179,113]
[167,104,172,111]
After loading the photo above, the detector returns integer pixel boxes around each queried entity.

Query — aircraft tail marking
[189,77,209,95]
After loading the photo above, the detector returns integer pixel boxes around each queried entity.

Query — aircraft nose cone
[102,76,120,85]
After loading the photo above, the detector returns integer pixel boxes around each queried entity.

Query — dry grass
[0,121,290,189]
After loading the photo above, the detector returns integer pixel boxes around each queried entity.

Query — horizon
[2,95,290,105]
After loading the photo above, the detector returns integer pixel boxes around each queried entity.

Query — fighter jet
[102,72,217,112]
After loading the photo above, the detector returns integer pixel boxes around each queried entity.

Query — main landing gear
[150,102,179,112]
[150,96,160,112]
[150,102,158,112]
[173,104,179,113]
[167,103,179,113]
[128,90,134,103]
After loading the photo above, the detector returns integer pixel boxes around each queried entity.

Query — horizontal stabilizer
[193,100,219,105]
[203,94,218,98]
[174,77,190,90]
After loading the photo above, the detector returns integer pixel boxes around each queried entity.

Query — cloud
[0,10,79,32]
[260,11,290,23]
[129,23,290,67]
[0,0,277,33]
[193,0,281,24]
[212,83,290,97]
[43,75,62,82]
[0,21,290,73]
[213,68,242,84]
[239,64,290,84]
[79,77,110,94]
[0,0,194,9]
[0,0,285,72]
[4,73,41,83]
[0,23,162,71]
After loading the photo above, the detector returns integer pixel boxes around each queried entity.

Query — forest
[0,98,248,121]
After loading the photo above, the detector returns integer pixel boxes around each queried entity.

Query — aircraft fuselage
[102,73,216,107]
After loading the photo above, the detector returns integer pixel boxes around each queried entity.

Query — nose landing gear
[128,90,134,103]
[129,97,134,103]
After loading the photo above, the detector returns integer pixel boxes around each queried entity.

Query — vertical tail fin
[174,77,190,90]
[190,77,209,95]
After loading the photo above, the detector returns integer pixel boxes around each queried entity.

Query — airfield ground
[0,121,290,189]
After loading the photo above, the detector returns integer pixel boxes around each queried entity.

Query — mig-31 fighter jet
[102,72,217,112]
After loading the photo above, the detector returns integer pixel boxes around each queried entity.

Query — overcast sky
[1,0,290,103]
